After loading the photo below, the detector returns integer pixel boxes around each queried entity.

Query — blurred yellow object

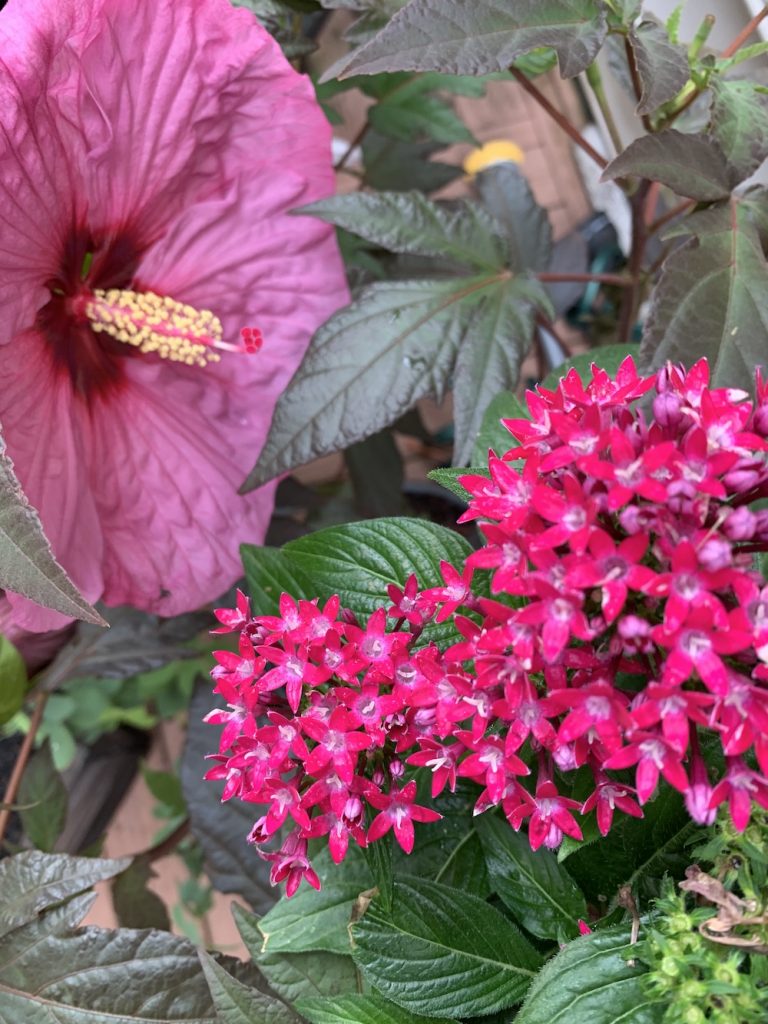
[463,140,524,176]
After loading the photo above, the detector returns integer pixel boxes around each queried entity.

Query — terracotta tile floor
[82,16,595,950]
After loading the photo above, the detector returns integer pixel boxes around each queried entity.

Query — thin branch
[537,271,631,287]
[649,197,696,236]
[722,5,768,59]
[145,818,190,864]
[617,180,651,345]
[536,315,571,361]
[334,121,369,172]
[0,693,49,846]
[510,67,608,170]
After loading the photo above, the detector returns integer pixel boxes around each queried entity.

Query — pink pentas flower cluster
[205,357,768,895]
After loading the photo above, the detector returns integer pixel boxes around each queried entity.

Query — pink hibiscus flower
[0,0,347,633]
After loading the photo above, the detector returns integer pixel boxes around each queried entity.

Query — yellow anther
[84,289,223,366]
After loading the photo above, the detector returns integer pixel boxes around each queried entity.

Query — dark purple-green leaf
[708,78,768,185]
[337,0,608,80]
[603,130,730,201]
[641,202,768,392]
[629,20,689,116]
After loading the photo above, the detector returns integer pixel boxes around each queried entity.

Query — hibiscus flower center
[37,229,259,400]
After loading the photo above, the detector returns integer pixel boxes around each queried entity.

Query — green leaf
[111,856,171,931]
[708,78,768,185]
[141,765,186,815]
[565,787,697,907]
[362,132,462,193]
[539,343,638,390]
[0,633,26,725]
[666,3,683,44]
[629,20,689,116]
[257,883,370,956]
[233,903,359,1003]
[181,685,275,912]
[339,0,609,80]
[515,926,663,1024]
[368,83,476,145]
[240,544,315,617]
[352,877,542,1017]
[0,896,219,1023]
[0,852,130,939]
[427,465,485,502]
[0,441,105,626]
[475,160,553,272]
[17,741,68,853]
[602,130,730,201]
[199,952,302,1024]
[297,992,455,1024]
[476,814,587,941]
[301,192,509,271]
[640,201,768,394]
[472,390,525,462]
[283,517,473,647]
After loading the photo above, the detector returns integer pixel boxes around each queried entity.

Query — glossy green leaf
[298,991,454,1024]
[0,441,105,626]
[477,814,586,940]
[515,926,664,1024]
[240,544,314,617]
[565,787,697,907]
[283,517,473,646]
[369,84,475,145]
[17,742,68,853]
[257,880,371,955]
[339,0,608,80]
[302,192,509,270]
[603,130,730,201]
[427,465,486,502]
[629,20,689,116]
[641,202,768,393]
[199,953,301,1024]
[181,686,275,913]
[352,877,542,1017]
[233,903,360,1003]
[708,78,768,185]
[472,389,526,463]
[540,343,638,391]
[0,633,26,725]
[0,852,129,939]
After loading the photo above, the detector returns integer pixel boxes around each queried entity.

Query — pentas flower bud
[205,357,768,897]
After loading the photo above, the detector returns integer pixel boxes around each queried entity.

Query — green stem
[688,14,716,61]
[585,63,624,156]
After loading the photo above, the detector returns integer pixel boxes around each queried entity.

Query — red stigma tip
[241,326,263,353]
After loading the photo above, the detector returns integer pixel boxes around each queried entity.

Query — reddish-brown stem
[145,818,190,864]
[722,5,768,59]
[510,67,608,170]
[334,121,369,173]
[649,198,697,236]
[535,314,571,359]
[537,271,631,287]
[0,693,49,846]
[617,180,651,345]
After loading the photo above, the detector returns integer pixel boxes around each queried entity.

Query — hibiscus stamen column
[72,289,257,366]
